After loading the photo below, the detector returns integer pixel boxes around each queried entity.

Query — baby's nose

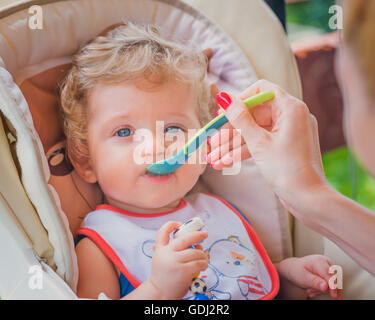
[153,133,166,162]
[137,128,182,163]
[133,130,165,165]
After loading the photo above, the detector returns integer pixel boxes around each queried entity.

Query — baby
[61,23,340,300]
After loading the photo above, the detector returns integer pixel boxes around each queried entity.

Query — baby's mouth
[144,169,164,177]
[143,169,173,182]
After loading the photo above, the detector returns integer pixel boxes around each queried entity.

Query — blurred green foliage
[286,2,375,209]
[286,0,336,32]
[322,146,375,211]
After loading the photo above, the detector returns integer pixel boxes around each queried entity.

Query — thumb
[216,92,269,147]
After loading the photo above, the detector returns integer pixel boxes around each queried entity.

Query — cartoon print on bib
[205,235,267,299]
[185,235,267,300]
[141,234,268,300]
[141,239,155,258]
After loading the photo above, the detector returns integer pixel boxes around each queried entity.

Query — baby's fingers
[307,287,342,300]
[184,259,209,275]
[306,288,321,299]
[171,231,208,251]
[299,270,328,293]
[336,289,343,300]
[194,244,203,251]
[177,248,208,263]
[329,288,338,300]
[328,287,343,300]
[307,256,336,290]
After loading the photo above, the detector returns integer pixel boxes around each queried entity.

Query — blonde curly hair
[60,23,213,162]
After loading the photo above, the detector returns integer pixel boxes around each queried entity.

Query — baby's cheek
[95,149,136,194]
[178,160,206,191]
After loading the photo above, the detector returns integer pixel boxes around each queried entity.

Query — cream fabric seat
[0,0,372,300]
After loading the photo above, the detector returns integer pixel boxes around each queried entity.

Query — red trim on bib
[76,227,141,289]
[95,198,187,218]
[204,193,280,300]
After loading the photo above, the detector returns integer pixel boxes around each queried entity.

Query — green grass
[286,0,336,33]
[322,146,375,211]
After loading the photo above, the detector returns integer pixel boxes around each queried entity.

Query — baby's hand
[149,221,209,300]
[276,255,342,300]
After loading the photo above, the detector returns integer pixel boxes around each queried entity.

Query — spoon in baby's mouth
[146,91,275,176]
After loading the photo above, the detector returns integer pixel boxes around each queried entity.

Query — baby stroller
[0,0,373,299]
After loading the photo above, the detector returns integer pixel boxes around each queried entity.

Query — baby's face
[85,80,207,213]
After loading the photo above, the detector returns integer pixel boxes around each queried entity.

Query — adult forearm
[290,184,375,276]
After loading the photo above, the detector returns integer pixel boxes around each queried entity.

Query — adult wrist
[281,177,337,229]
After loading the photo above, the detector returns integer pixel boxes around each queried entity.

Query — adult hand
[207,80,329,222]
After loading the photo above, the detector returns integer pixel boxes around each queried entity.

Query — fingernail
[320,281,326,291]
[221,153,232,166]
[210,160,220,168]
[216,92,232,110]
[215,109,220,116]
[207,137,211,146]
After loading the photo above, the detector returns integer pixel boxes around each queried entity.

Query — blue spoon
[146,91,275,175]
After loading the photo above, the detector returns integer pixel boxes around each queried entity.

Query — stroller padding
[0,115,54,264]
[0,61,78,288]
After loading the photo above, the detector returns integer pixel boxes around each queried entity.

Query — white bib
[77,193,279,300]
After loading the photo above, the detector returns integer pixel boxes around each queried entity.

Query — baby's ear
[68,151,98,184]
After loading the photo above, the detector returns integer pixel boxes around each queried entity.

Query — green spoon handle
[184,91,275,154]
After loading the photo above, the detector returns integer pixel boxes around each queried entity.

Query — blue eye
[165,126,183,133]
[116,128,133,137]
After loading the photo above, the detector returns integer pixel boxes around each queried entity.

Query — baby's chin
[107,165,202,212]
[144,198,182,213]
[138,189,184,211]
[115,195,183,214]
